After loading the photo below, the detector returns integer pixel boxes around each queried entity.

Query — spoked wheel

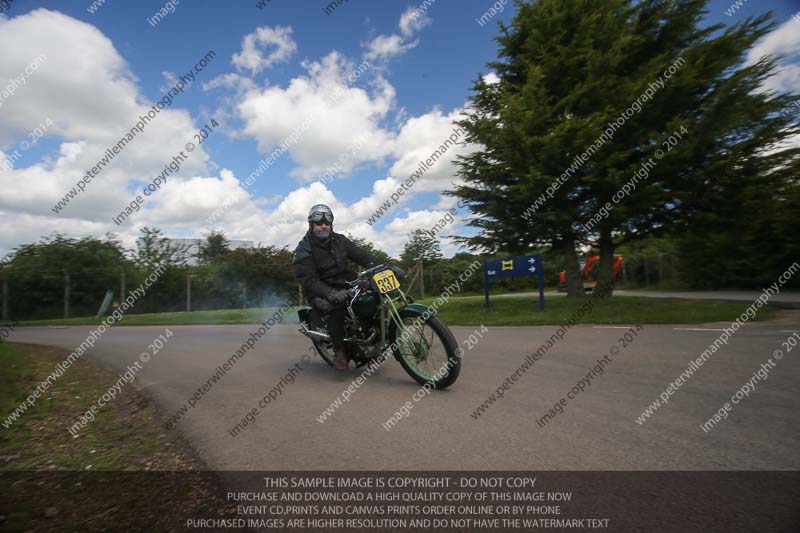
[391,310,460,390]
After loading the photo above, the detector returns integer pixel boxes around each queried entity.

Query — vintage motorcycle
[297,264,460,389]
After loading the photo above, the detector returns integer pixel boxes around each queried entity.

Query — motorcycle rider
[293,204,402,370]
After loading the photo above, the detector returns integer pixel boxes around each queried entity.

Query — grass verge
[0,342,234,529]
[415,295,771,326]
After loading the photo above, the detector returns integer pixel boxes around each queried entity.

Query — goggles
[309,211,334,224]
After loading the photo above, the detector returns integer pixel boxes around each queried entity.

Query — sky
[0,0,799,259]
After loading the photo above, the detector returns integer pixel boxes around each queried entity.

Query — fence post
[119,268,126,303]
[419,258,425,299]
[671,255,678,288]
[1,270,8,322]
[186,268,192,312]
[64,270,70,319]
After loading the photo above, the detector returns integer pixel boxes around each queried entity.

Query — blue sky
[0,0,798,257]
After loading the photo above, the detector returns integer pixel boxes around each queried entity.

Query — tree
[5,234,130,319]
[222,245,296,306]
[677,156,800,289]
[132,227,190,313]
[452,0,799,296]
[345,234,393,266]
[199,231,231,264]
[401,229,443,267]
[188,245,284,309]
[452,0,636,296]
[582,2,798,296]
[135,227,187,270]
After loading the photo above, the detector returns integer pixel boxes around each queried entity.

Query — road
[6,314,799,471]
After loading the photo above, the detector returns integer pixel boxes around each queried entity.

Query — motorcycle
[297,264,460,389]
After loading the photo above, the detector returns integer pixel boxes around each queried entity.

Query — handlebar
[360,263,388,277]
[347,264,388,289]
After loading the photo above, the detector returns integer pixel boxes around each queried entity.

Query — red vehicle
[558,254,624,292]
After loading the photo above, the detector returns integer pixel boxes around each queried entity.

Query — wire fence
[0,263,299,321]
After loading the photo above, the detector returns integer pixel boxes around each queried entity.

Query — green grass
[0,342,35,427]
[0,343,234,529]
[0,342,203,471]
[415,295,771,326]
[4,294,772,327]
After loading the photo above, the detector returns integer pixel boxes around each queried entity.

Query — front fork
[380,290,431,361]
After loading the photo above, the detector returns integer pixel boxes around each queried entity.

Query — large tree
[401,229,443,268]
[452,0,799,296]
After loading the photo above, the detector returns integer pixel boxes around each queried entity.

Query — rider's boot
[333,347,349,370]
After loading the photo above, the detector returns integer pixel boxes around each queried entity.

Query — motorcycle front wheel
[389,308,460,390]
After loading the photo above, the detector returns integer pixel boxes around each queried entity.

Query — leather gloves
[314,297,333,313]
[327,289,351,305]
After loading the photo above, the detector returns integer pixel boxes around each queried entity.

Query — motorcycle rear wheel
[313,338,335,366]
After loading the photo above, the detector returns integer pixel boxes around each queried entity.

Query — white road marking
[592,326,636,329]
[673,328,726,332]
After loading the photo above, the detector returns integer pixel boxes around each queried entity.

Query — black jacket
[293,231,380,300]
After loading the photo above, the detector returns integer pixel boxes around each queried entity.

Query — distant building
[165,238,254,265]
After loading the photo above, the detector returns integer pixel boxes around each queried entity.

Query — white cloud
[365,34,418,62]
[203,73,257,94]
[389,107,475,192]
[232,26,297,75]
[399,6,431,37]
[433,193,460,210]
[236,52,396,180]
[364,6,431,62]
[0,210,114,257]
[482,72,501,85]
[0,9,210,222]
[383,208,465,256]
[184,70,476,254]
[746,18,800,95]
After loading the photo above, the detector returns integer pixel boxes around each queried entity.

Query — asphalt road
[614,289,800,307]
[499,289,800,308]
[6,313,799,471]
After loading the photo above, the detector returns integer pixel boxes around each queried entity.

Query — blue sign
[484,254,545,310]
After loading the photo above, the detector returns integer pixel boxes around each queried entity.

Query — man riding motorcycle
[292,204,403,370]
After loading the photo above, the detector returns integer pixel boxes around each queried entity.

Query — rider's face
[313,222,331,230]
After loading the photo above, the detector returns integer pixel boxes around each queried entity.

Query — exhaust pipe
[299,324,330,342]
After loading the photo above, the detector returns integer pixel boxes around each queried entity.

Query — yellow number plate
[373,270,400,293]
